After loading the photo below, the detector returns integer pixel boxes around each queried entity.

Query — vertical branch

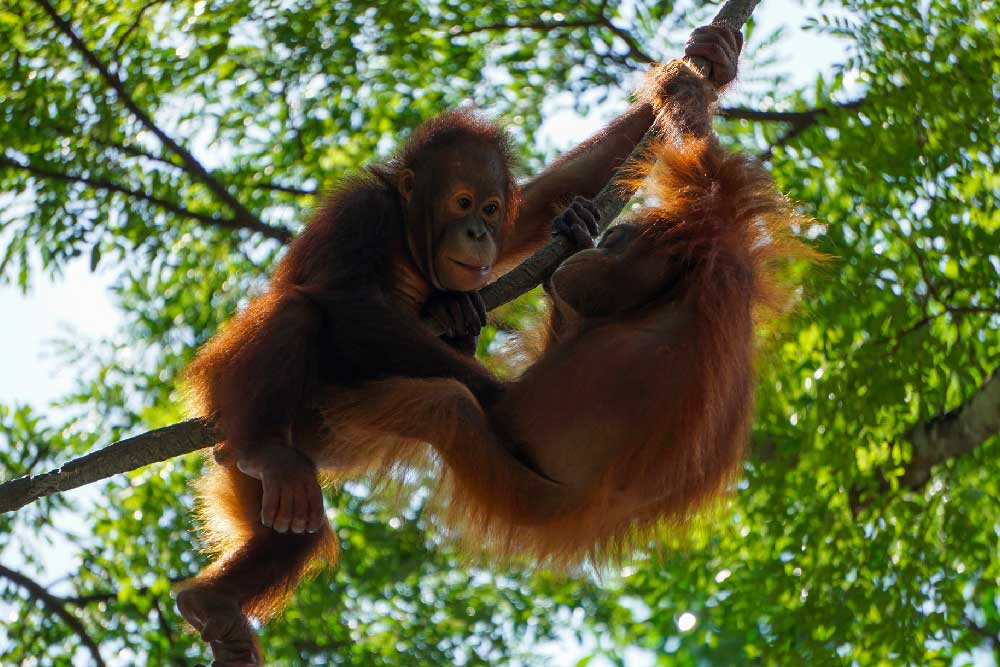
[466,0,762,318]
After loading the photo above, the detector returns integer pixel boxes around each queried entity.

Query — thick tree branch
[0,0,763,515]
[0,564,108,667]
[31,0,277,241]
[900,366,1000,491]
[0,419,219,514]
[5,364,997,515]
[845,366,1000,514]
[0,155,292,241]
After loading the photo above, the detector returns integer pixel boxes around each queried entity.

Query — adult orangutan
[177,26,743,667]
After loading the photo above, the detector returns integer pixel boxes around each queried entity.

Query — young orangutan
[177,26,744,667]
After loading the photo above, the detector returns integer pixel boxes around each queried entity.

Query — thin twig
[31,0,281,241]
[596,14,655,64]
[450,18,602,37]
[251,181,316,197]
[112,0,169,58]
[872,305,1000,353]
[720,100,864,123]
[755,99,865,160]
[0,564,108,667]
[449,10,654,64]
[0,156,292,241]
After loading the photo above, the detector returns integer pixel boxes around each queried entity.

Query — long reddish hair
[436,134,819,566]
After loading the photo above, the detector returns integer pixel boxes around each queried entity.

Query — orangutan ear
[398,169,415,204]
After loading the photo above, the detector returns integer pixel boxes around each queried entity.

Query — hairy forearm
[502,102,656,265]
[207,291,323,458]
[324,294,502,401]
[527,102,656,200]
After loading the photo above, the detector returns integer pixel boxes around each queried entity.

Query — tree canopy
[1,0,998,665]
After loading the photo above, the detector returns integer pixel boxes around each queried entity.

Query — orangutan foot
[177,585,263,667]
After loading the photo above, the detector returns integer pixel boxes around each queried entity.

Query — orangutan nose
[465,220,489,241]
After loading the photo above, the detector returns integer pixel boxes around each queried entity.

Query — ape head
[392,110,520,292]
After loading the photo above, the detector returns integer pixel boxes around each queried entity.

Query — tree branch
[964,615,1000,655]
[900,366,1000,491]
[449,8,654,63]
[88,136,316,199]
[450,18,602,37]
[0,419,218,514]
[0,155,292,242]
[248,180,316,197]
[90,136,183,171]
[60,584,159,607]
[845,365,1000,514]
[5,364,998,515]
[743,99,865,160]
[112,0,169,58]
[721,99,865,122]
[47,121,312,204]
[152,597,176,646]
[0,564,108,667]
[31,0,274,241]
[0,0,763,515]
[869,305,1000,353]
[596,14,655,64]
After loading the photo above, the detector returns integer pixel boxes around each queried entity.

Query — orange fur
[176,111,524,635]
[177,100,665,654]
[176,52,809,664]
[317,122,818,568]
[184,462,338,621]
[638,60,720,138]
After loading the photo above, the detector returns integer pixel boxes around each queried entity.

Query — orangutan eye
[483,202,499,216]
[458,196,472,210]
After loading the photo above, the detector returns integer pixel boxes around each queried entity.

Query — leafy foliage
[1,0,999,665]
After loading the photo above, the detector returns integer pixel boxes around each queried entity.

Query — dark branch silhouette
[847,366,1000,514]
[0,564,108,667]
[450,5,655,64]
[0,156,291,241]
[31,0,284,241]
